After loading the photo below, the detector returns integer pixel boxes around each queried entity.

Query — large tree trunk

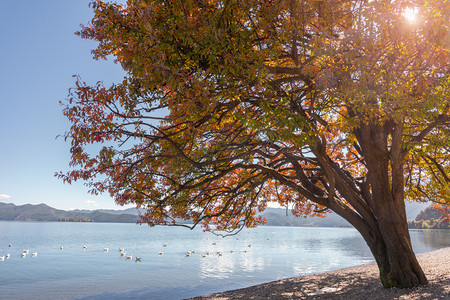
[355,122,428,288]
[310,119,430,288]
[363,203,428,288]
[336,194,428,288]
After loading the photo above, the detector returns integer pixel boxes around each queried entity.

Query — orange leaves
[433,204,450,223]
[58,0,449,235]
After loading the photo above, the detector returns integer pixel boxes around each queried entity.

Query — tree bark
[347,122,428,288]
[363,206,428,288]
[336,193,428,288]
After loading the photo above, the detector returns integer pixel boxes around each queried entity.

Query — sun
[402,7,419,23]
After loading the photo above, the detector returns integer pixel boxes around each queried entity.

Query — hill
[70,207,144,215]
[408,205,449,229]
[0,201,429,226]
[0,202,138,223]
[0,202,350,226]
[260,208,351,227]
[258,201,429,227]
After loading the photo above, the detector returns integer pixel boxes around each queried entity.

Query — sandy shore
[189,247,450,300]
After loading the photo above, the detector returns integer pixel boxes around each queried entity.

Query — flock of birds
[0,244,41,262]
[184,243,252,259]
[0,243,143,263]
[1,242,253,263]
[117,247,142,262]
[0,244,37,261]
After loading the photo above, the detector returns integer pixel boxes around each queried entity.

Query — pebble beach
[190,247,450,300]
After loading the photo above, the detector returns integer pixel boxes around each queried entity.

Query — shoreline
[189,247,450,300]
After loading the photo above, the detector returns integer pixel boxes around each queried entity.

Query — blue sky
[0,1,128,210]
[0,1,428,213]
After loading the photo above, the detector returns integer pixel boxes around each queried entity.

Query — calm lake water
[0,222,448,300]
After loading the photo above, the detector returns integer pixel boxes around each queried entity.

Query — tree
[58,0,449,288]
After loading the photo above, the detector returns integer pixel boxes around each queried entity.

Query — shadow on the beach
[189,271,450,300]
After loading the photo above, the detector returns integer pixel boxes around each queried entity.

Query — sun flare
[402,7,419,22]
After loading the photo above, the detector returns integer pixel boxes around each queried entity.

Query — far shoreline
[189,247,450,300]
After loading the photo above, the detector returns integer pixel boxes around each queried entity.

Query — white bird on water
[158,252,164,256]
[185,251,191,257]
[135,256,142,262]
[22,250,29,254]
[0,256,5,262]
[60,246,64,250]
[6,254,10,259]
[104,248,109,252]
[8,244,12,247]
[83,245,88,250]
[126,255,133,260]
[31,252,38,257]
[21,253,27,258]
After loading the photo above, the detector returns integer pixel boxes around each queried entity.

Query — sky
[0,1,424,212]
[0,0,128,210]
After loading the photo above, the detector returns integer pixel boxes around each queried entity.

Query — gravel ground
[188,247,450,300]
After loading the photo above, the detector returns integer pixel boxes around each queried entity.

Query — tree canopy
[59,0,449,288]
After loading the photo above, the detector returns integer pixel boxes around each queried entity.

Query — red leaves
[94,135,103,142]
[433,204,450,223]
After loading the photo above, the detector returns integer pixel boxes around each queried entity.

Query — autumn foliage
[59,0,449,288]
[433,204,450,223]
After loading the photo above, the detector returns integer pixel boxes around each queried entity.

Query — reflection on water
[411,229,450,252]
[303,238,323,251]
[0,222,448,300]
[200,253,235,279]
[238,254,265,273]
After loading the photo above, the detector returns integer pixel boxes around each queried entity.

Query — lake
[0,222,448,300]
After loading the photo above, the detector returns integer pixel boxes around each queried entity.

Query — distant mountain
[0,200,428,226]
[259,201,428,227]
[408,204,449,229]
[0,202,74,222]
[259,208,351,227]
[0,202,139,223]
[415,205,444,221]
[70,207,144,215]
